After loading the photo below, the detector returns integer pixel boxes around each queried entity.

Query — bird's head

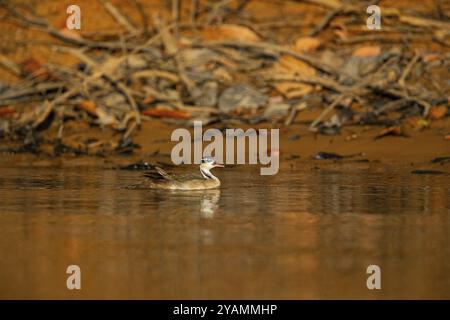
[200,156,224,170]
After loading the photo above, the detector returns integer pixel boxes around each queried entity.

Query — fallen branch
[99,0,139,34]
[310,94,345,130]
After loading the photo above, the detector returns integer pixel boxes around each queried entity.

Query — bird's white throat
[200,167,216,180]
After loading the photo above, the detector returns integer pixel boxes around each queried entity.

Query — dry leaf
[58,28,84,41]
[16,101,53,129]
[142,108,190,119]
[292,37,321,53]
[77,100,118,127]
[275,55,316,75]
[78,100,98,117]
[445,134,450,141]
[352,46,381,57]
[21,58,53,79]
[270,55,316,98]
[422,53,440,62]
[21,58,42,74]
[375,125,403,139]
[274,83,314,99]
[331,21,348,41]
[0,106,16,117]
[201,24,260,42]
[428,105,447,120]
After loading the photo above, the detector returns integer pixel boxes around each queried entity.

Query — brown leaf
[292,37,321,53]
[375,125,403,139]
[21,58,42,74]
[0,106,16,117]
[331,21,348,41]
[445,134,450,141]
[273,55,315,75]
[422,53,440,62]
[58,28,84,41]
[270,55,316,98]
[21,58,54,79]
[142,108,190,119]
[16,101,53,129]
[201,24,260,42]
[273,83,314,99]
[77,100,98,117]
[428,105,447,120]
[352,46,381,57]
[77,100,118,127]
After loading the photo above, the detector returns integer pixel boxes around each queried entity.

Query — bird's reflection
[143,188,221,218]
[199,189,221,218]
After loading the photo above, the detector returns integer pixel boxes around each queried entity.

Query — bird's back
[142,167,220,190]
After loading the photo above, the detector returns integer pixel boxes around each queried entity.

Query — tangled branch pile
[0,0,449,155]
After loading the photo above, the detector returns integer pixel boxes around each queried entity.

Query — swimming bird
[142,157,224,190]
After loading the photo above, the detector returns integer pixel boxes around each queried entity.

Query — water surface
[0,165,449,299]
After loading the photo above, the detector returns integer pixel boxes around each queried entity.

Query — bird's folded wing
[143,166,173,181]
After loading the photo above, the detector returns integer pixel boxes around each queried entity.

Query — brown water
[0,164,449,299]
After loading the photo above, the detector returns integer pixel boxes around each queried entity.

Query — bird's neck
[200,167,217,180]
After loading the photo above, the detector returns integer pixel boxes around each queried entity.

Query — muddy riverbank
[1,115,449,172]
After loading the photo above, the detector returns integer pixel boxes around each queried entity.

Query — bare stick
[172,0,180,37]
[0,54,21,76]
[2,1,135,50]
[190,0,199,27]
[310,94,345,130]
[98,0,138,34]
[151,14,198,99]
[266,74,355,95]
[152,14,178,55]
[305,0,450,29]
[0,82,68,105]
[206,0,232,24]
[284,102,307,126]
[133,0,151,36]
[308,8,341,36]
[206,40,340,76]
[57,47,141,125]
[398,54,421,87]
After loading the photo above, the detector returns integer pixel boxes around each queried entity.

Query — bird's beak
[214,162,224,168]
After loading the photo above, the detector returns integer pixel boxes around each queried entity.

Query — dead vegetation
[0,0,449,156]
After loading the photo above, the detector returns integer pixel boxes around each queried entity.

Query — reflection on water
[0,165,449,299]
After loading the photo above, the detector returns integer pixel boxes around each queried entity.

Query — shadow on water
[0,166,449,299]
